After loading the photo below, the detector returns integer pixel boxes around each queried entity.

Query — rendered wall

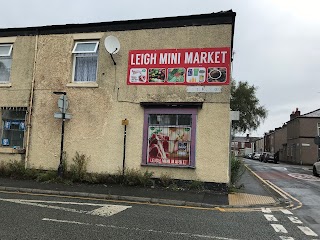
[11,24,232,183]
[0,36,35,162]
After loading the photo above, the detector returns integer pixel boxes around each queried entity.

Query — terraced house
[0,11,236,190]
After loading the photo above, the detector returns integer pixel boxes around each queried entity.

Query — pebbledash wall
[0,11,236,186]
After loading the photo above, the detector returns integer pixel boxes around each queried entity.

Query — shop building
[0,11,236,188]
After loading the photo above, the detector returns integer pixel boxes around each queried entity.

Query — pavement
[0,166,284,208]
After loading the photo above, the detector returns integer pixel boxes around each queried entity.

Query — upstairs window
[0,44,13,83]
[1,108,26,148]
[72,41,99,82]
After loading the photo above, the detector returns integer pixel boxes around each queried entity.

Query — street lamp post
[53,91,67,177]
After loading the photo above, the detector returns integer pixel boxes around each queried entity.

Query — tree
[230,80,267,133]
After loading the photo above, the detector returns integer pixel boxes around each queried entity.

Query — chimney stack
[290,111,295,120]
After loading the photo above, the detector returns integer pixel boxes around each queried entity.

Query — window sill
[0,147,26,154]
[141,163,195,169]
[66,82,98,88]
[0,83,12,88]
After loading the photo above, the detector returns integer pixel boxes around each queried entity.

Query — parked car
[245,153,253,159]
[253,153,261,160]
[260,152,276,163]
[313,159,320,177]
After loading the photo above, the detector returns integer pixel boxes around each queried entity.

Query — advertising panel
[147,126,191,166]
[127,48,231,85]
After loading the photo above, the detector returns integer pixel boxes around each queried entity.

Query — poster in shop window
[147,126,191,166]
[127,47,230,85]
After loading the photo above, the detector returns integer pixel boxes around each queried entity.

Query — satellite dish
[104,36,120,54]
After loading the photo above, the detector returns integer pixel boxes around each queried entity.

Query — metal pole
[57,94,66,177]
[57,115,65,177]
[122,123,127,176]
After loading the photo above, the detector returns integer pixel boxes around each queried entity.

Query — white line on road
[279,236,294,240]
[0,198,131,217]
[280,209,293,215]
[42,218,240,240]
[261,207,272,213]
[288,216,302,224]
[264,214,278,222]
[297,226,318,237]
[271,224,288,233]
[43,218,90,226]
[88,205,130,217]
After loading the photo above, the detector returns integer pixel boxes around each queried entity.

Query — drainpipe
[24,34,38,169]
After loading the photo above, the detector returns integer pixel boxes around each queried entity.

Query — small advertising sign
[147,126,191,166]
[127,48,231,85]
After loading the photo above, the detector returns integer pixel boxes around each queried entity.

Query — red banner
[127,48,231,85]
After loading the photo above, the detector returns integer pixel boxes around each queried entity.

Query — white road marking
[42,218,239,240]
[279,237,294,240]
[0,198,131,217]
[288,216,302,224]
[261,207,272,213]
[271,224,288,233]
[43,218,90,225]
[264,214,278,222]
[288,173,320,182]
[88,205,130,216]
[272,167,287,171]
[297,226,318,237]
[280,209,293,215]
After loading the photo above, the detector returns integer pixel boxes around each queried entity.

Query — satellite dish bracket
[110,48,118,65]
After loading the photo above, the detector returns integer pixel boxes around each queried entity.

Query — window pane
[1,110,26,148]
[149,114,176,125]
[2,110,26,120]
[0,58,12,82]
[0,45,12,56]
[74,55,98,82]
[149,115,158,124]
[74,42,98,53]
[178,114,191,125]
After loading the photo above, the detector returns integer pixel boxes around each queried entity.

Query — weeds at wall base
[0,152,225,192]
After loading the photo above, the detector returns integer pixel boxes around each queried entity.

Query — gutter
[24,33,38,169]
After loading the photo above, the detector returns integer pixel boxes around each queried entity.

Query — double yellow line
[244,164,303,210]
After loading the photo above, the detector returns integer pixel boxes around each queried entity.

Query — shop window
[1,108,26,148]
[72,41,99,82]
[0,44,13,83]
[142,108,197,168]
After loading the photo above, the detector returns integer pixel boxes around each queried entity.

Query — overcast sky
[1,0,319,137]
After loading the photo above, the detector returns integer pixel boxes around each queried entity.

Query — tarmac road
[244,157,320,236]
[0,190,317,240]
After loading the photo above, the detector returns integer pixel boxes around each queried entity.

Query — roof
[232,136,260,143]
[300,108,320,117]
[0,11,236,37]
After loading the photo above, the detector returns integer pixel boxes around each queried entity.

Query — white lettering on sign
[184,51,227,64]
[131,53,157,65]
[159,53,181,64]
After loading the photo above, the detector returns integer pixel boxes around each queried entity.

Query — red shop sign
[127,48,231,85]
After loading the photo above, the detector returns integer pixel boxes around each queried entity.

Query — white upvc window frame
[0,44,13,57]
[0,44,13,84]
[72,41,99,54]
[317,123,320,136]
[72,41,99,83]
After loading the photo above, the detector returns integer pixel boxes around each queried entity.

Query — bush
[230,156,245,186]
[69,152,89,182]
[7,160,26,178]
[36,170,59,182]
[159,173,174,187]
[120,168,154,187]
[187,179,204,191]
